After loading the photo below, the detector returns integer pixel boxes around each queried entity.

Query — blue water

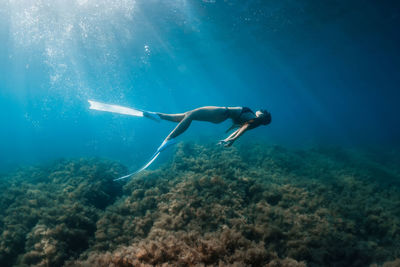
[1,0,399,170]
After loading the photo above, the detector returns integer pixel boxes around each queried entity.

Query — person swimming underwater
[88,100,271,180]
[144,106,272,152]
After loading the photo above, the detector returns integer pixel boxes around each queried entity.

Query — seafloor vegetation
[0,143,399,266]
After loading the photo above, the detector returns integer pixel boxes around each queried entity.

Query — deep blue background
[1,0,399,171]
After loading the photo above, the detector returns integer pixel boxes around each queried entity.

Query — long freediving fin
[114,151,161,181]
[88,100,161,122]
[88,100,143,116]
[156,138,177,153]
[113,139,177,181]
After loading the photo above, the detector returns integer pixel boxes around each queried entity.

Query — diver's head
[255,109,271,125]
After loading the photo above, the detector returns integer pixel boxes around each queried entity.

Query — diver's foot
[157,138,177,153]
[143,111,161,122]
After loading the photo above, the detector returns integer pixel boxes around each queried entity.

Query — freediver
[143,106,272,152]
[88,101,272,179]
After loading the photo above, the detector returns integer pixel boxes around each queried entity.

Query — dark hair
[257,109,271,125]
[247,109,271,129]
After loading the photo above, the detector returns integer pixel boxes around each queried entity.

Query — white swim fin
[114,139,177,181]
[89,100,143,116]
[88,100,161,122]
[114,151,161,181]
[156,138,177,153]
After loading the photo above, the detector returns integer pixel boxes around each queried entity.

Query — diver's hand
[217,139,233,147]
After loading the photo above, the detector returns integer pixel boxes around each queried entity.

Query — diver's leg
[166,115,193,139]
[157,106,229,152]
[156,113,186,122]
[142,111,184,122]
[165,107,229,140]
[150,106,228,124]
[156,115,192,152]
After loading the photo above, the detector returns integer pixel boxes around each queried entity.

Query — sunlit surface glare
[7,0,136,97]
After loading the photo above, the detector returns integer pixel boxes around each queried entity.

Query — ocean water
[0,0,399,266]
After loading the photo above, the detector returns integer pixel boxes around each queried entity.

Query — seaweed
[0,158,125,266]
[1,143,399,266]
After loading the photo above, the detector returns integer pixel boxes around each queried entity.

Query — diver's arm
[225,128,240,141]
[221,123,250,146]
